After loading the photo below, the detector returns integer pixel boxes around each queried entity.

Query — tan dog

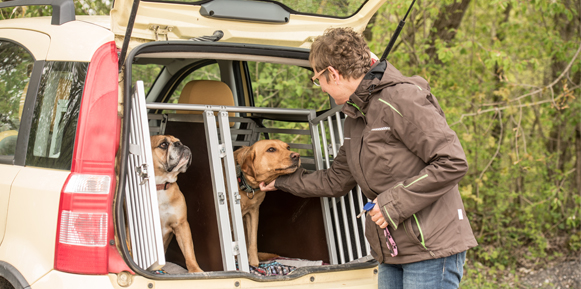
[233,139,301,266]
[151,135,203,273]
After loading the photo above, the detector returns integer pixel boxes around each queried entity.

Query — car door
[0,29,50,245]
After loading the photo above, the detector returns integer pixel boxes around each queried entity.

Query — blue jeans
[378,251,466,289]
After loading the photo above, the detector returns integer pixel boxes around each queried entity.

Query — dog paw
[188,268,204,273]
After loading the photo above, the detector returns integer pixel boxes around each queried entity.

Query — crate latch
[135,164,149,185]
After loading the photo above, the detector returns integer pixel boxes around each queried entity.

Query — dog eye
[287,146,290,150]
[159,142,169,149]
[267,147,276,153]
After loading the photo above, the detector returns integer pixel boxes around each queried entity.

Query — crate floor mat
[152,257,326,275]
[242,257,326,277]
[156,262,188,274]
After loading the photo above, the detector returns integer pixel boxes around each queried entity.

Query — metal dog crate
[125,80,372,273]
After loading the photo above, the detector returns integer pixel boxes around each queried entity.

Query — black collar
[156,182,171,190]
[236,165,256,199]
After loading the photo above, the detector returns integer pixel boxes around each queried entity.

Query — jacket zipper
[346,101,365,116]
[348,84,378,195]
[346,84,376,117]
[413,214,427,249]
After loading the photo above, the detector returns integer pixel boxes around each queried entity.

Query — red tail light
[55,174,112,274]
[54,41,123,274]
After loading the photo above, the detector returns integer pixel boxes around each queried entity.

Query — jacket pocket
[404,214,428,250]
[365,217,384,261]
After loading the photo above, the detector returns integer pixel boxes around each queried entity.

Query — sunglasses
[311,66,330,86]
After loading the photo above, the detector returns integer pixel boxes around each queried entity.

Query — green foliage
[275,0,364,17]
[0,0,111,18]
[133,64,163,96]
[249,62,329,110]
[0,42,33,133]
[366,0,580,285]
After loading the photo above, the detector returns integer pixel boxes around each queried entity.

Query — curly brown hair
[309,27,372,81]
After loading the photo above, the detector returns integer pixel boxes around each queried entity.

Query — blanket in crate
[245,257,325,276]
[154,257,325,275]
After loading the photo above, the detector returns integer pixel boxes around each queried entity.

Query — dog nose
[290,152,300,160]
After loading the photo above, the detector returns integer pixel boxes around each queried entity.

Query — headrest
[177,80,235,115]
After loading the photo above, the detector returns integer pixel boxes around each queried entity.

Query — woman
[260,27,477,289]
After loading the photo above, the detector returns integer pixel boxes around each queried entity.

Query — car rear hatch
[110,0,385,48]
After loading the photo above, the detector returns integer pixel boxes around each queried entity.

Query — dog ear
[233,146,249,166]
[234,146,255,177]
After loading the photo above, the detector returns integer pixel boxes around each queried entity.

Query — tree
[367,0,580,285]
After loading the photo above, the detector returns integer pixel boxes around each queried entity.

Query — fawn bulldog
[151,134,203,273]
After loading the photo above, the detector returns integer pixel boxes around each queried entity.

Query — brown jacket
[276,61,478,264]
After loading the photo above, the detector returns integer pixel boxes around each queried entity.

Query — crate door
[124,81,166,271]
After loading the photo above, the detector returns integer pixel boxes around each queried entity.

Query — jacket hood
[343,60,430,118]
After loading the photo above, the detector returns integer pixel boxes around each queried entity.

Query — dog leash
[358,202,398,257]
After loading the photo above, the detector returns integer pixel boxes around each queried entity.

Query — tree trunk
[546,0,578,180]
[425,0,471,64]
[576,124,581,196]
[491,4,512,146]
[363,12,377,42]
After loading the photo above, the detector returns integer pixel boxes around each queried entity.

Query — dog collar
[156,182,171,190]
[236,165,256,199]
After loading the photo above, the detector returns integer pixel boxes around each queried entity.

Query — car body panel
[0,29,48,249]
[32,270,116,289]
[107,267,376,289]
[31,267,377,289]
[110,0,385,49]
[0,168,69,285]
[0,166,22,246]
[0,29,50,59]
[0,17,113,62]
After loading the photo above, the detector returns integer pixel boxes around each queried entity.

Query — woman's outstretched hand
[259,180,277,192]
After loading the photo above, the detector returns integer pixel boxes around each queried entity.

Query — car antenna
[379,0,416,62]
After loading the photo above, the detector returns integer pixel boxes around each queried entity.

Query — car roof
[0,16,114,62]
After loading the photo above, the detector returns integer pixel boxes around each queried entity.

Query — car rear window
[0,40,34,162]
[25,61,88,170]
[274,0,366,17]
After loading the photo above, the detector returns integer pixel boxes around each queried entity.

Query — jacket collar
[342,60,409,118]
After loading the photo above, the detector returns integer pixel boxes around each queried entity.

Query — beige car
[0,0,387,288]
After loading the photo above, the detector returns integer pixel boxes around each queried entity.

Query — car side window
[25,61,88,170]
[247,62,329,110]
[0,40,34,160]
[246,62,331,149]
